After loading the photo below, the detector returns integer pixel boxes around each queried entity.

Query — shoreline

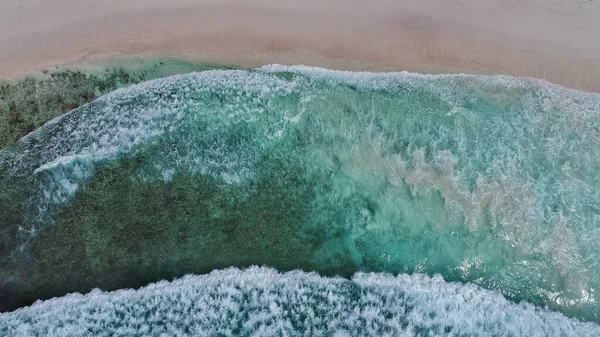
[1,0,600,92]
[4,42,600,94]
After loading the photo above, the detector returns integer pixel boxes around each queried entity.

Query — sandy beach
[1,0,600,92]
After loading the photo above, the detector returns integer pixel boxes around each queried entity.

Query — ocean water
[1,65,600,333]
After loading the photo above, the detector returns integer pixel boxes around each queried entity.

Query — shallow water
[0,58,230,148]
[1,65,600,331]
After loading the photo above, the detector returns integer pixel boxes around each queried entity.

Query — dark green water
[0,58,232,148]
[1,65,600,334]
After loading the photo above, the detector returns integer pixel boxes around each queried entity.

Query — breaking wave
[1,266,599,336]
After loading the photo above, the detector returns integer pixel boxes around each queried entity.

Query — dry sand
[1,0,600,92]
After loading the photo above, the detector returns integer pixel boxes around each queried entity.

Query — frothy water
[1,65,600,328]
[1,266,599,336]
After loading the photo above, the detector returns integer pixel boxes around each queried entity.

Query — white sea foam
[260,64,600,96]
[0,267,598,336]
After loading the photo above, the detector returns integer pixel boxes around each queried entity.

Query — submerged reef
[0,59,230,148]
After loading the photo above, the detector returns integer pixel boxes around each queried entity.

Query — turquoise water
[1,65,600,333]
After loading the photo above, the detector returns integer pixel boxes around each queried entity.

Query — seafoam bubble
[0,267,598,336]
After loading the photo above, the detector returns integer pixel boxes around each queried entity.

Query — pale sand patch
[1,0,599,92]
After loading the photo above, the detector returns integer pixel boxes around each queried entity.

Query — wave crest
[1,267,598,336]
